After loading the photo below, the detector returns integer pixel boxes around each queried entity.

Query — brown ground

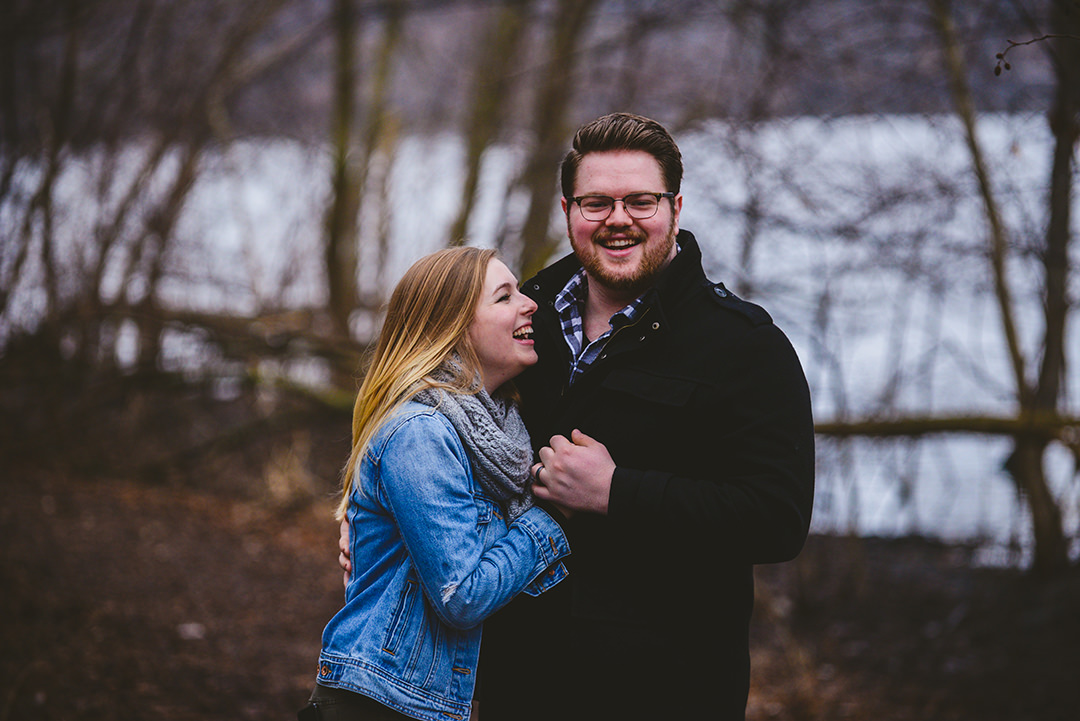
[2,374,1078,721]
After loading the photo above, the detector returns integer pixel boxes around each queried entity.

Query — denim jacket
[316,402,570,721]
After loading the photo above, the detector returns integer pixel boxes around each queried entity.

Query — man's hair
[337,246,497,519]
[560,113,683,198]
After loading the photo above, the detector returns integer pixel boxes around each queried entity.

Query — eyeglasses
[568,192,676,221]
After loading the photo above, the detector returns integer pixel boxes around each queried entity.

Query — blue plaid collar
[553,269,647,385]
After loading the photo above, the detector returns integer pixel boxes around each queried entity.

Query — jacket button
[652,322,660,330]
[714,287,728,298]
[319,664,330,677]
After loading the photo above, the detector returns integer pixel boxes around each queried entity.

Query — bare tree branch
[994,33,1080,74]
[816,413,1080,443]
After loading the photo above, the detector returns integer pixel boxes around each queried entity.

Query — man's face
[562,150,682,297]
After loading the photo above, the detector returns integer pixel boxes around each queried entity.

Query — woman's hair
[336,246,498,519]
[559,112,683,199]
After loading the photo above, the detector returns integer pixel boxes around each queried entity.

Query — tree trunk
[1037,1,1079,414]
[325,0,361,337]
[1022,0,1080,573]
[933,0,1070,573]
[516,0,599,279]
[325,0,405,333]
[131,139,204,372]
[448,3,528,246]
[33,0,82,323]
[355,0,404,306]
[1007,439,1067,573]
[0,0,21,202]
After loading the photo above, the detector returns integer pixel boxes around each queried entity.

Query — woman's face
[468,259,538,393]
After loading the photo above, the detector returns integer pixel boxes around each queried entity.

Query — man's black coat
[480,230,815,720]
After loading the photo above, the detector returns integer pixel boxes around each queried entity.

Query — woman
[300,247,570,721]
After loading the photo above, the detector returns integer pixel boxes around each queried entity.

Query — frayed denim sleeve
[378,412,569,630]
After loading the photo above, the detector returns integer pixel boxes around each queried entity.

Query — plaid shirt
[554,268,647,386]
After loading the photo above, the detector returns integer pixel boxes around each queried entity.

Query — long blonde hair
[336,246,498,520]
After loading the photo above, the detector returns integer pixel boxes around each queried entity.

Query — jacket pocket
[600,368,697,407]
[474,492,506,550]
[382,577,419,657]
[474,492,495,526]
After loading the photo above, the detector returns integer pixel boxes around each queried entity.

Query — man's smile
[596,230,646,250]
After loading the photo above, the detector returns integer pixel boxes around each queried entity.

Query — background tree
[3,3,1079,719]
[1,0,1074,575]
[447,1,530,247]
[932,0,1075,574]
[513,0,600,278]
[324,0,361,338]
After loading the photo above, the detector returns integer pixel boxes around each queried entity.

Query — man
[345,113,814,719]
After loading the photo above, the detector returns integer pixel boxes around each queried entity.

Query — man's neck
[582,276,640,342]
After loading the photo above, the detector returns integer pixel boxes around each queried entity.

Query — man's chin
[589,266,649,293]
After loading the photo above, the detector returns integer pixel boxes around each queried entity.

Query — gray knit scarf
[412,362,534,520]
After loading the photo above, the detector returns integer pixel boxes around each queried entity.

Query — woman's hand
[339,518,352,589]
[531,464,574,520]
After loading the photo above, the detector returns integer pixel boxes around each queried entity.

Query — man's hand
[339,518,351,589]
[532,429,614,515]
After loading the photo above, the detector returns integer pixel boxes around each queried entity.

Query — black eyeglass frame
[567,192,677,221]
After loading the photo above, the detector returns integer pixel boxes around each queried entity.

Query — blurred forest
[2,0,1080,719]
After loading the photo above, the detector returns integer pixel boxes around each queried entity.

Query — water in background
[3,114,1078,564]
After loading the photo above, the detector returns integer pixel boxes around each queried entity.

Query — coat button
[714,287,728,298]
[651,322,660,330]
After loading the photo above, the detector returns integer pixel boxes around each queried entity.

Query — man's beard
[573,215,677,296]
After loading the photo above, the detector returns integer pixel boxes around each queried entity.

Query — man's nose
[606,199,633,225]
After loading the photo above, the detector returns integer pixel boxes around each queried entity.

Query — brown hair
[336,246,498,519]
[559,113,683,198]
